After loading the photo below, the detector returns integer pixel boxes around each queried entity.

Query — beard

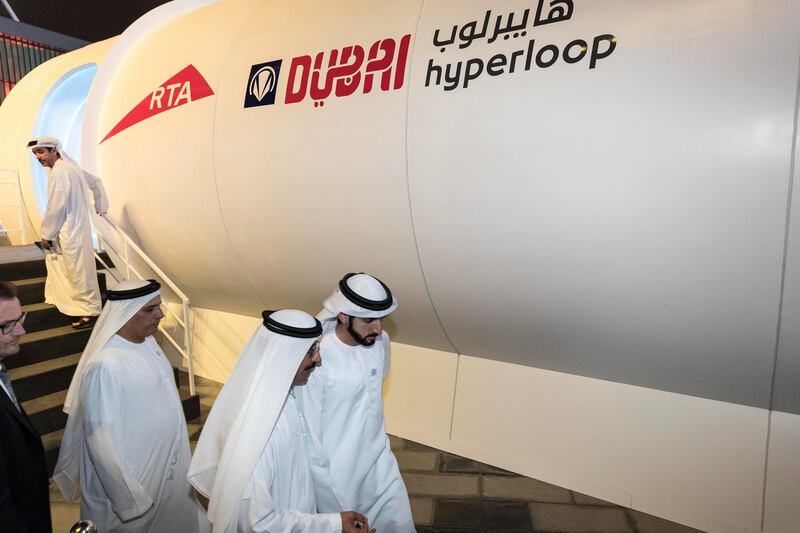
[347,321,378,347]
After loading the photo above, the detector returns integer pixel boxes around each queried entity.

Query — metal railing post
[183,300,195,396]
[124,239,130,279]
[16,176,25,244]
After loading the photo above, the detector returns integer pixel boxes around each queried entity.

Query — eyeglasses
[0,311,26,334]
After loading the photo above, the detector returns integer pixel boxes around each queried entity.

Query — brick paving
[51,375,704,532]
[393,433,703,532]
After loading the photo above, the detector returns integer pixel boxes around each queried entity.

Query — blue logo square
[244,60,282,108]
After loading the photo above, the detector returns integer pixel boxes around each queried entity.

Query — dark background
[3,0,170,42]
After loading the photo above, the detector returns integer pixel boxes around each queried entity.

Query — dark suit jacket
[0,385,52,533]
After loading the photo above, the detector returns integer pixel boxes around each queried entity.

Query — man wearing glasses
[0,280,52,533]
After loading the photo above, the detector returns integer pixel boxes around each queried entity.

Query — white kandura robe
[299,332,415,533]
[234,393,341,533]
[40,158,104,316]
[77,335,208,532]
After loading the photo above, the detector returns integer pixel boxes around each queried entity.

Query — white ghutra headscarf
[188,309,322,533]
[316,272,398,334]
[28,136,109,214]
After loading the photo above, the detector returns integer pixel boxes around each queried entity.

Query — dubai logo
[100,65,215,144]
[243,34,411,109]
[244,60,283,108]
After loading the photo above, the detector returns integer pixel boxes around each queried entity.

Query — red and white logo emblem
[100,65,214,144]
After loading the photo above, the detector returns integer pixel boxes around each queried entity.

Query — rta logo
[100,64,214,144]
[244,60,282,107]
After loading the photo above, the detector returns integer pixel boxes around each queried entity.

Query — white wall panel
[184,306,260,382]
[381,345,799,532]
[763,411,800,532]
[450,355,767,532]
[383,343,458,448]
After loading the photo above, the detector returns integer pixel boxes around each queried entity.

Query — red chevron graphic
[100,64,214,144]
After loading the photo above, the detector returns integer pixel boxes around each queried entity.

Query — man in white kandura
[29,136,108,330]
[300,273,415,533]
[189,309,374,533]
[53,279,209,532]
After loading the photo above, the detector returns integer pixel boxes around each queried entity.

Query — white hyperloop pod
[1,1,799,531]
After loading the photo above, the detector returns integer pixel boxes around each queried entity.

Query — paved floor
[392,435,701,532]
[51,376,703,533]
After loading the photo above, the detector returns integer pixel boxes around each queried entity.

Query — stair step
[8,272,107,309]
[14,276,46,305]
[22,389,68,436]
[22,301,74,333]
[0,257,47,280]
[9,352,81,380]
[181,391,201,422]
[42,427,64,451]
[98,270,108,295]
[9,353,80,402]
[187,421,202,442]
[21,388,68,415]
[43,428,64,476]
[0,245,44,264]
[6,325,91,370]
[0,250,114,281]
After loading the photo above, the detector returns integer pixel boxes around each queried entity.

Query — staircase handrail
[92,215,196,396]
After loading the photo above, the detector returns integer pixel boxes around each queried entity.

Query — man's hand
[340,511,376,533]
[40,239,53,250]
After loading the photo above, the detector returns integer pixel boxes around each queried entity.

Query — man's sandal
[72,316,97,330]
